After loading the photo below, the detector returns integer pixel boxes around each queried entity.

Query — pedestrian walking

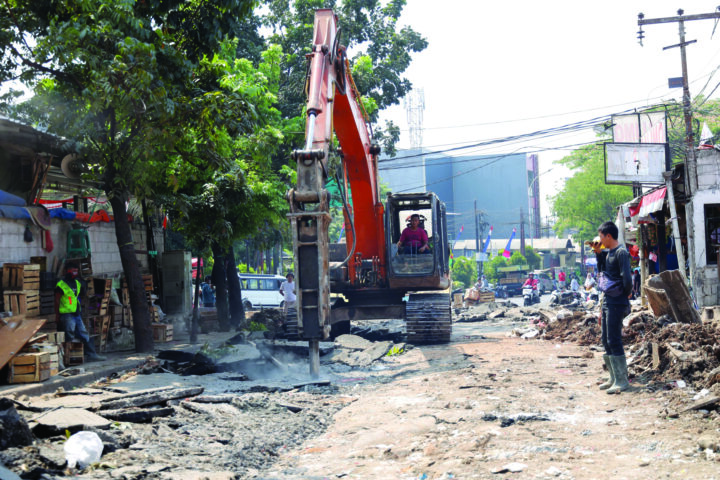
[200,276,215,307]
[279,273,296,314]
[632,270,641,299]
[593,221,633,394]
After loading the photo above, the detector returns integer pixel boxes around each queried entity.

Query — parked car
[238,274,286,310]
[533,269,554,294]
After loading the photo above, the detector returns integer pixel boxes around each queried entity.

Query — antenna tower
[404,88,425,149]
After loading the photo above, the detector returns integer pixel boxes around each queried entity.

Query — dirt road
[262,331,720,480]
[4,316,720,480]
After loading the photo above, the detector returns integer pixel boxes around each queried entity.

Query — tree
[1,0,256,351]
[451,256,476,289]
[551,144,634,242]
[260,0,427,155]
[484,255,508,284]
[525,246,541,270]
[509,251,527,266]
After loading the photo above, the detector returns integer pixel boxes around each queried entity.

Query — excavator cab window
[391,208,435,274]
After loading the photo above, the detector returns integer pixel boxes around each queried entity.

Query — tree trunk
[273,244,280,275]
[226,245,244,328]
[109,195,154,352]
[190,257,202,343]
[211,243,230,331]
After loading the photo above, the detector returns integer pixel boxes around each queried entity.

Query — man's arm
[619,249,633,296]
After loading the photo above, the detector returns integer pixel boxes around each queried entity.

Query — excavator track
[284,307,299,340]
[405,292,452,344]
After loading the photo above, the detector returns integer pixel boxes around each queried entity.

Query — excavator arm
[287,9,386,375]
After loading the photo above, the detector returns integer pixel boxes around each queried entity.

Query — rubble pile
[625,318,720,388]
[540,309,600,345]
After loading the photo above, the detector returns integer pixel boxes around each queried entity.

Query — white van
[239,274,286,310]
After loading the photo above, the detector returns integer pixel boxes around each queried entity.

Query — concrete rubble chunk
[646,270,701,323]
[491,462,527,474]
[0,398,34,450]
[0,464,21,480]
[32,407,111,432]
[334,334,373,351]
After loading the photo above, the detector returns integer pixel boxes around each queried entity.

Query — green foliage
[524,246,541,270]
[551,144,634,242]
[237,263,256,274]
[385,345,404,357]
[248,321,268,332]
[199,342,237,360]
[260,0,426,155]
[484,254,508,283]
[451,256,477,289]
[509,251,526,266]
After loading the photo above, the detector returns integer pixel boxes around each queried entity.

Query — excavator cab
[385,192,451,290]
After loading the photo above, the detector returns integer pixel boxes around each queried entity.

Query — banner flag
[482,226,493,254]
[501,228,516,258]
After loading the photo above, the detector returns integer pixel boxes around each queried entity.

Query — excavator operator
[397,213,429,254]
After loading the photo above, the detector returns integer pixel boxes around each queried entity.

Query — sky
[378,1,720,219]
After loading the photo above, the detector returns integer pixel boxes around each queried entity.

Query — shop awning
[628,187,666,217]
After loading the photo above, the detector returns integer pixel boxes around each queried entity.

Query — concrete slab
[334,334,373,350]
[33,407,111,430]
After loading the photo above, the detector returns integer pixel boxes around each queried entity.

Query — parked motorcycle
[522,287,540,306]
[494,285,508,299]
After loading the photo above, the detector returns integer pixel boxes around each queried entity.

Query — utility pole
[520,208,526,257]
[474,200,480,277]
[637,8,720,290]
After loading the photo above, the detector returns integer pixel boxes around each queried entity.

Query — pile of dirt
[243,308,286,337]
[540,309,600,345]
[531,303,720,390]
[625,319,720,388]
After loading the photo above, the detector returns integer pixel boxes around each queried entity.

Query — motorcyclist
[522,272,539,290]
[522,273,540,303]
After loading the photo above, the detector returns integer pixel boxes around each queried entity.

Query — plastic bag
[64,431,103,469]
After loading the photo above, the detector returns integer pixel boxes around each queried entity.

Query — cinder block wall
[0,218,163,276]
[694,267,719,308]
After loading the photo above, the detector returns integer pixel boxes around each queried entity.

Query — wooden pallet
[3,290,40,317]
[7,352,51,383]
[152,323,173,342]
[39,290,55,315]
[476,291,495,303]
[21,343,60,376]
[2,264,40,290]
[63,341,84,365]
[122,274,154,292]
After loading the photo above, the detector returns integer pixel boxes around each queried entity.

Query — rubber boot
[598,354,615,390]
[607,355,630,394]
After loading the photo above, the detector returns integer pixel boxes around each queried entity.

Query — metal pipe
[305,113,317,151]
[663,172,687,282]
[309,340,320,378]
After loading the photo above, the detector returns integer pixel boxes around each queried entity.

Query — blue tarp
[48,208,77,220]
[0,205,31,219]
[0,190,26,207]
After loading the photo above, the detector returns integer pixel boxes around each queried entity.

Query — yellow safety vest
[57,279,81,314]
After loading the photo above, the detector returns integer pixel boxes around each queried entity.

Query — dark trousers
[61,312,98,356]
[601,303,630,356]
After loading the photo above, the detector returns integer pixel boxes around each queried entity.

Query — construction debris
[0,398,33,450]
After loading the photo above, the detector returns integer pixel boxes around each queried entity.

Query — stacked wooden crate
[63,341,84,366]
[152,323,173,342]
[20,332,64,377]
[2,263,40,318]
[88,277,112,352]
[7,352,52,383]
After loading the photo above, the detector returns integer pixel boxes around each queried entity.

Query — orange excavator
[287,9,452,375]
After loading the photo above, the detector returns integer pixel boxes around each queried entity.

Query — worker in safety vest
[55,263,106,361]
